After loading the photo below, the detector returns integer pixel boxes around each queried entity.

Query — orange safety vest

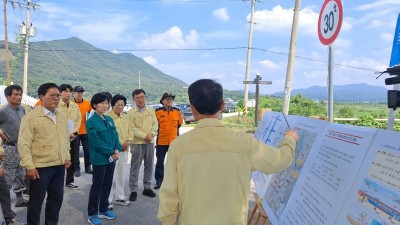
[72,98,92,134]
[155,106,183,145]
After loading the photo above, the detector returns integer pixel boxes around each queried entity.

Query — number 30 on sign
[318,0,343,46]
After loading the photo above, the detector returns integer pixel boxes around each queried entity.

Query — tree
[338,106,355,118]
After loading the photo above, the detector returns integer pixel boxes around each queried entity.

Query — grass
[222,115,256,133]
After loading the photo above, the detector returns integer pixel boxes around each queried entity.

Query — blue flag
[390,13,400,67]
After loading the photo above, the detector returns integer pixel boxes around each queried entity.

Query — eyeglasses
[49,94,61,98]
[114,103,125,108]
[135,96,146,100]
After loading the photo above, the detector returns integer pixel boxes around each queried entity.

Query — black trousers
[27,165,65,225]
[66,137,79,184]
[155,145,169,183]
[88,163,115,216]
[76,134,91,170]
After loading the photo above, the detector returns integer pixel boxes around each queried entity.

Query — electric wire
[20,45,381,74]
[44,41,92,96]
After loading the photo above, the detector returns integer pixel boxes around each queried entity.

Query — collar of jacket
[194,118,224,129]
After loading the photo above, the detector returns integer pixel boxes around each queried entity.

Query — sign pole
[328,44,334,122]
[318,0,343,122]
[243,73,272,126]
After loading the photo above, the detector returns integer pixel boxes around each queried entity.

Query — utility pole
[138,70,141,88]
[3,0,11,85]
[282,0,302,115]
[22,0,31,94]
[243,0,255,115]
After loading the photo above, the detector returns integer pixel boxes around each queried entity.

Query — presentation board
[252,112,400,225]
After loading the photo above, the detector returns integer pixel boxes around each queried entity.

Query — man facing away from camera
[158,79,299,225]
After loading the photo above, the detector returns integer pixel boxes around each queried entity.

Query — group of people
[0,83,184,225]
[0,79,300,225]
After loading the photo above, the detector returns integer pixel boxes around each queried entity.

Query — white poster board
[251,111,400,225]
[262,116,328,224]
[336,129,400,225]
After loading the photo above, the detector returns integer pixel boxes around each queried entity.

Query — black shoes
[75,170,81,177]
[129,189,156,201]
[154,181,162,189]
[85,166,93,174]
[143,189,156,198]
[129,192,137,202]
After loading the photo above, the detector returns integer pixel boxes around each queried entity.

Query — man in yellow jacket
[18,83,71,225]
[127,89,158,202]
[58,84,82,190]
[158,79,299,225]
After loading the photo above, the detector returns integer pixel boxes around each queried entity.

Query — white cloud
[303,70,327,80]
[380,33,394,42]
[143,56,158,65]
[334,38,351,48]
[356,0,400,11]
[251,5,319,36]
[213,8,230,22]
[70,15,134,42]
[259,59,279,70]
[341,58,387,72]
[137,26,199,49]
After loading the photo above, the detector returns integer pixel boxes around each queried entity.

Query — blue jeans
[27,165,65,225]
[88,163,115,216]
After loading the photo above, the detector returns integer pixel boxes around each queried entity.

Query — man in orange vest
[71,86,92,176]
[154,93,183,189]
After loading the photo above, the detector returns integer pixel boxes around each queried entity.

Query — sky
[1,0,400,94]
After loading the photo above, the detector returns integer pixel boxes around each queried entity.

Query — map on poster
[252,111,400,225]
[263,117,328,224]
[252,112,297,196]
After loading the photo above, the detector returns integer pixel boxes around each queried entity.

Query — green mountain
[0,37,188,104]
[272,83,389,102]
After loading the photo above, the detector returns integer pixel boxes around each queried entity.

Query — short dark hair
[188,79,223,115]
[4,85,22,97]
[38,83,59,97]
[132,89,146,98]
[59,84,73,92]
[90,93,108,109]
[102,91,112,102]
[111,94,127,107]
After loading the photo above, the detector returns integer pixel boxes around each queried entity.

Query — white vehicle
[123,103,133,112]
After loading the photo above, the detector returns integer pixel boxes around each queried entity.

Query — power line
[16,45,380,74]
[2,43,380,75]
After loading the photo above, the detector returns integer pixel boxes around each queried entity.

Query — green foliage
[222,114,256,133]
[352,114,385,128]
[288,94,326,117]
[9,35,25,80]
[258,96,282,112]
[338,106,355,118]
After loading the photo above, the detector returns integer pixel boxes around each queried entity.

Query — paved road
[10,126,262,225]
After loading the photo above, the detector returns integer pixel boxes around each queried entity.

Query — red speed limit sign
[318,0,343,45]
